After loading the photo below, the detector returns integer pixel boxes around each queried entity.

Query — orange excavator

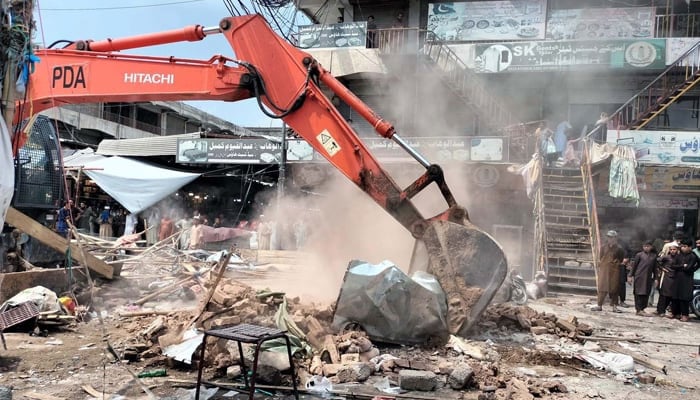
[10,14,506,336]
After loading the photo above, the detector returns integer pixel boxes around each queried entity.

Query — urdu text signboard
[297,22,367,50]
[637,166,700,193]
[177,137,505,165]
[427,0,547,41]
[611,130,700,166]
[474,39,665,72]
[546,7,655,41]
[177,139,284,164]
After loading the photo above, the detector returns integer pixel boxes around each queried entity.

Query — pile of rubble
[97,255,576,399]
[5,232,681,400]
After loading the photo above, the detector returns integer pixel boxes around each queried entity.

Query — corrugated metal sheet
[96,132,201,156]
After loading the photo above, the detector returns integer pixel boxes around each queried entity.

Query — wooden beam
[5,207,113,279]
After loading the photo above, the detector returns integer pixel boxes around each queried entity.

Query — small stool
[195,323,299,400]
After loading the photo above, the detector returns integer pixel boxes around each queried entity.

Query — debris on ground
[0,234,697,399]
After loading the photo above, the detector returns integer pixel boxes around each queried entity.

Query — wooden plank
[21,392,66,400]
[5,207,113,279]
[81,385,110,398]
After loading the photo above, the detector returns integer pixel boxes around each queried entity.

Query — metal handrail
[412,29,517,129]
[534,153,548,276]
[655,13,700,38]
[604,39,700,131]
[580,139,600,271]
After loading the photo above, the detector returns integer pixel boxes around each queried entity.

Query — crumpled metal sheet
[332,260,449,345]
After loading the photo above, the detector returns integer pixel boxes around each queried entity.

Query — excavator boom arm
[15,14,427,233]
[14,14,507,336]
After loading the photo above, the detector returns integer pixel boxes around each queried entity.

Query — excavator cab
[2,116,64,270]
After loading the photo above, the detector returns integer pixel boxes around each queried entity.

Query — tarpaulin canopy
[66,150,199,214]
[0,117,14,228]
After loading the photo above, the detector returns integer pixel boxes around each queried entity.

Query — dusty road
[0,256,698,400]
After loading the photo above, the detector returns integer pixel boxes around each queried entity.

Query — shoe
[590,306,602,311]
[611,306,622,313]
[619,302,631,308]
[680,315,689,322]
[665,314,679,319]
[636,311,652,317]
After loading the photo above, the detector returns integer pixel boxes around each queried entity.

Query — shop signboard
[356,136,499,163]
[177,137,505,165]
[637,166,700,192]
[474,39,665,72]
[598,194,698,209]
[666,37,700,65]
[297,22,367,49]
[427,0,547,41]
[611,130,700,166]
[177,138,285,164]
[546,7,655,41]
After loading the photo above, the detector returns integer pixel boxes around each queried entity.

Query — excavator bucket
[410,210,507,337]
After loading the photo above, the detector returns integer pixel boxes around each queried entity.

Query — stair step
[545,222,590,230]
[547,281,597,294]
[545,202,588,211]
[544,193,585,199]
[547,247,592,253]
[544,189,585,196]
[545,208,588,217]
[548,274,597,286]
[547,247,592,255]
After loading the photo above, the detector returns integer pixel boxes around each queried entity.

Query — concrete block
[448,363,474,389]
[398,369,438,391]
[336,363,372,383]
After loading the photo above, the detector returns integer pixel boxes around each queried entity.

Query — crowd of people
[595,229,699,322]
[54,198,310,252]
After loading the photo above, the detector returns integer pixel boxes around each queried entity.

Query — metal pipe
[391,134,430,168]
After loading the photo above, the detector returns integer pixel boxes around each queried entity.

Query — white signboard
[298,22,367,49]
[666,37,700,65]
[546,7,655,41]
[471,138,504,161]
[598,195,698,209]
[427,0,547,41]
[611,129,700,165]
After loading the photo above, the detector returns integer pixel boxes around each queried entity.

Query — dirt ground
[0,260,698,400]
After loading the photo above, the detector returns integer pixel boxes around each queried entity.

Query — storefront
[597,165,700,250]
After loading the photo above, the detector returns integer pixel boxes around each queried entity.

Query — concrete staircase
[542,167,597,295]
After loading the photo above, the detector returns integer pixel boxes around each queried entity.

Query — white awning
[79,156,199,214]
[0,117,14,228]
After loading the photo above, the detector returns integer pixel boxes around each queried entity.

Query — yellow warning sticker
[316,129,341,157]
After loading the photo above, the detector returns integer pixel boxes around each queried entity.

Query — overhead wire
[41,0,206,11]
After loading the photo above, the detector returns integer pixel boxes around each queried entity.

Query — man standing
[628,240,658,316]
[98,206,113,239]
[158,214,174,242]
[78,202,95,234]
[189,215,204,249]
[672,240,699,322]
[366,15,377,48]
[56,201,71,238]
[592,230,625,312]
[257,215,272,250]
[656,243,679,316]
[175,215,193,249]
[693,238,700,259]
[554,119,572,158]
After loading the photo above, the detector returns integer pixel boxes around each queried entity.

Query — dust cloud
[252,47,548,300]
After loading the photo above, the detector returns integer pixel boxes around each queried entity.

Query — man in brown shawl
[592,230,626,312]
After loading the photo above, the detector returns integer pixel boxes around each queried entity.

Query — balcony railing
[60,103,162,135]
[655,13,700,38]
